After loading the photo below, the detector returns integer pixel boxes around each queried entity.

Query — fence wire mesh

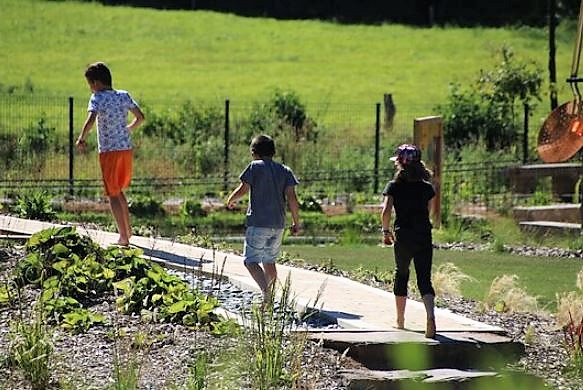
[0,93,541,219]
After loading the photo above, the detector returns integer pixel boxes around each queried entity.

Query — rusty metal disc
[537,100,583,162]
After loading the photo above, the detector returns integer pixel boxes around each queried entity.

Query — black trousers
[393,229,435,297]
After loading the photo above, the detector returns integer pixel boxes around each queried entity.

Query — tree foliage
[437,47,542,150]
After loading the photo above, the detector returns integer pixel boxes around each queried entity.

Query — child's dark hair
[394,161,432,183]
[85,62,112,86]
[250,134,276,158]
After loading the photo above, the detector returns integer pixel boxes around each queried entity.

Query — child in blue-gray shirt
[227,135,300,303]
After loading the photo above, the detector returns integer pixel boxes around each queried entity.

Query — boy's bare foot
[116,238,130,247]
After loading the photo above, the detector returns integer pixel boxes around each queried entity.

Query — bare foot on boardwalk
[116,238,130,247]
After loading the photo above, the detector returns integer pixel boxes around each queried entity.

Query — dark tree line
[85,0,578,26]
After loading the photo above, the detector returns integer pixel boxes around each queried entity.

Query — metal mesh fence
[0,94,438,196]
[0,93,540,215]
[0,95,72,191]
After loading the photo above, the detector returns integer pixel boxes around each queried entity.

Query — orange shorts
[99,149,133,197]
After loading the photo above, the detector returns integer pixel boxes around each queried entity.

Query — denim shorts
[243,226,284,264]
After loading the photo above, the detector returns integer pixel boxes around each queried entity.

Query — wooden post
[549,0,558,110]
[383,93,396,131]
[414,116,443,228]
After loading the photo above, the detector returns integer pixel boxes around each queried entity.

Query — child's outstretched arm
[76,112,97,152]
[226,182,250,209]
[127,106,145,131]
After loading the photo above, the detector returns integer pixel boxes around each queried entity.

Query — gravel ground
[429,242,583,389]
[439,296,581,390]
[1,240,583,389]
[0,244,354,390]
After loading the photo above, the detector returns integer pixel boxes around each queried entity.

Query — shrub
[181,199,207,218]
[247,89,317,143]
[19,116,56,155]
[439,84,515,149]
[0,132,18,170]
[129,195,165,217]
[437,46,542,150]
[140,101,224,176]
[11,191,56,221]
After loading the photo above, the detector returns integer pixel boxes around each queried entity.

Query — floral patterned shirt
[87,90,139,153]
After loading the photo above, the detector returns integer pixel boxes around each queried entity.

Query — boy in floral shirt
[76,62,144,246]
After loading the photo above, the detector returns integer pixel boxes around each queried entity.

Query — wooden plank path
[0,214,502,334]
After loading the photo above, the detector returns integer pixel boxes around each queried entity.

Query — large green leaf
[146,269,161,283]
[51,243,70,256]
[113,277,134,293]
[167,300,190,314]
[52,259,70,273]
[102,268,115,279]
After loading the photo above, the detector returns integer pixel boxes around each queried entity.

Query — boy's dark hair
[250,134,276,158]
[85,62,112,86]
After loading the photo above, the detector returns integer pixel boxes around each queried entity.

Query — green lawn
[0,0,578,115]
[281,243,583,311]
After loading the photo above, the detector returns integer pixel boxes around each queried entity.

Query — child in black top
[381,144,436,338]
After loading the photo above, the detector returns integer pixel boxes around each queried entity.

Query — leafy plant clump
[563,312,583,380]
[8,307,54,390]
[129,195,165,217]
[181,199,207,218]
[15,226,229,333]
[140,101,224,176]
[20,115,56,155]
[11,191,56,221]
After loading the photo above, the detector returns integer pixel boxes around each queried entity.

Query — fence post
[374,103,381,193]
[68,96,74,196]
[523,103,529,164]
[223,99,230,193]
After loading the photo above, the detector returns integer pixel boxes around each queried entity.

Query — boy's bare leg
[109,194,129,246]
[119,192,132,242]
[263,263,277,301]
[245,263,268,298]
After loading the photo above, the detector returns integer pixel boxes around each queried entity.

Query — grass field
[3,1,583,313]
[281,243,583,311]
[0,0,579,117]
